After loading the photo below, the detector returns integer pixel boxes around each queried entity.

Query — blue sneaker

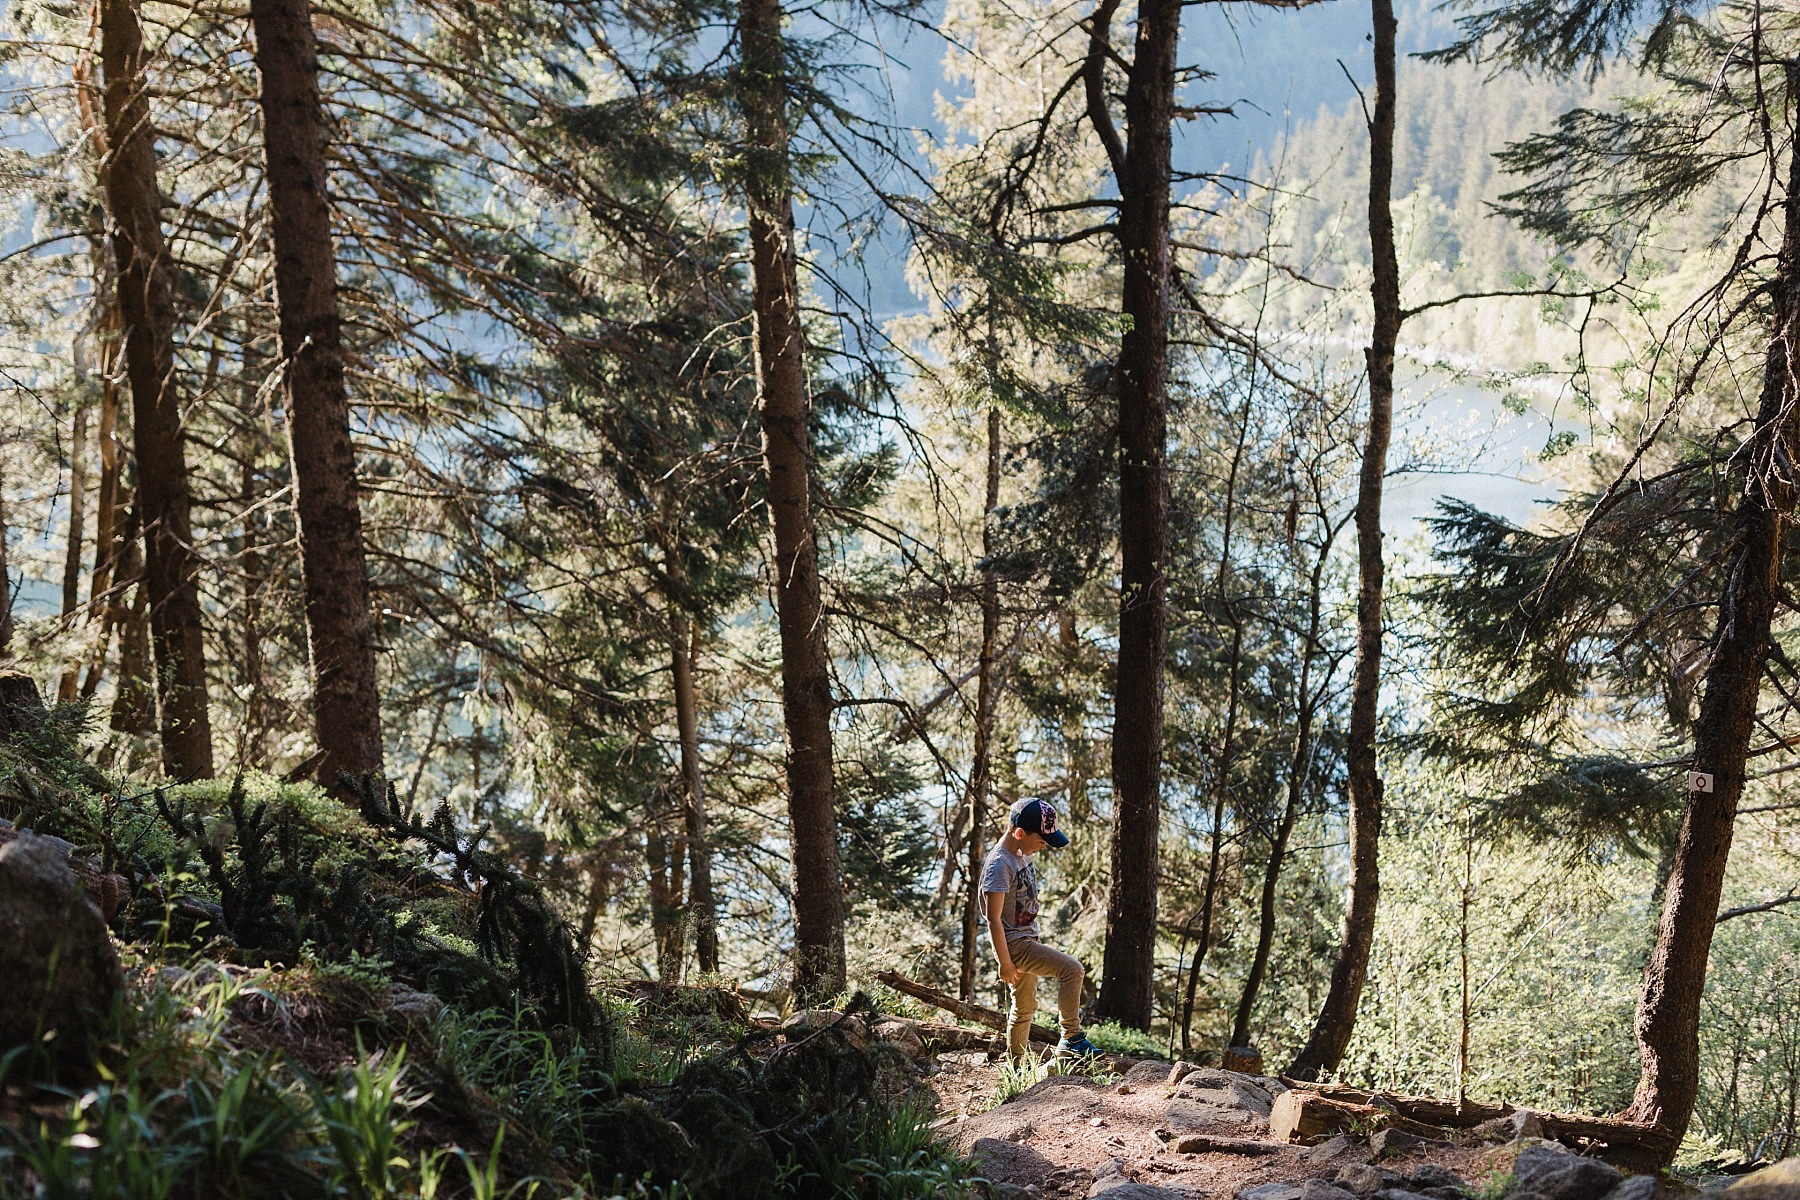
[1056,1035,1103,1059]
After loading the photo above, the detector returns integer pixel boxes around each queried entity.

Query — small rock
[0,833,122,1061]
[1168,1060,1199,1085]
[1403,1165,1470,1193]
[1116,1083,1134,1095]
[1338,1165,1405,1195]
[1304,1135,1371,1167]
[1239,1185,1307,1200]
[1089,1117,1107,1127]
[1092,1184,1194,1200]
[991,1184,1042,1200]
[1511,1142,1623,1200]
[1474,1110,1546,1143]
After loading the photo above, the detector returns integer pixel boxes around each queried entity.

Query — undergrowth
[0,713,974,1199]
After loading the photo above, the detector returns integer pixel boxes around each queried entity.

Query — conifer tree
[248,0,384,788]
[736,0,847,1003]
[1433,0,1800,1158]
[98,0,213,779]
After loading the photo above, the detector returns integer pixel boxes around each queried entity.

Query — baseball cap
[1008,798,1070,848]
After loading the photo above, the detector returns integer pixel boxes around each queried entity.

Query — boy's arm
[985,891,1018,984]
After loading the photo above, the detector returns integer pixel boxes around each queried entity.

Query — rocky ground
[905,1040,1800,1200]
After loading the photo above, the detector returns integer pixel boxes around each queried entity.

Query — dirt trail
[925,1052,1495,1200]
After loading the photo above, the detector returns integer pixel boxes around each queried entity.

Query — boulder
[1122,1058,1174,1086]
[1720,1158,1800,1200]
[1599,1178,1658,1200]
[1509,1141,1624,1200]
[1305,1184,1360,1200]
[870,1017,929,1062]
[1169,1068,1278,1129]
[1402,1165,1470,1193]
[1338,1165,1406,1195]
[780,1008,868,1049]
[383,985,446,1028]
[0,832,122,1060]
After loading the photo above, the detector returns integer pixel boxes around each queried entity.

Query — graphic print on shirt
[1012,860,1039,929]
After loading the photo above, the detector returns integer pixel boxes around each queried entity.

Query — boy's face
[1010,827,1050,855]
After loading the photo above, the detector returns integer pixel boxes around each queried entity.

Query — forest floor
[923,1050,1510,1200]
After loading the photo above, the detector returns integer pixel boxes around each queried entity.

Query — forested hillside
[0,0,1797,1193]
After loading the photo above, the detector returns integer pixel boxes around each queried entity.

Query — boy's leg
[1011,939,1084,1041]
[1006,961,1039,1063]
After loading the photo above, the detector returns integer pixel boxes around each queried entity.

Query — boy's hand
[998,963,1020,984]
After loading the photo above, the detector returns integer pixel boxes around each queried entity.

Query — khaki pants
[1005,937,1084,1060]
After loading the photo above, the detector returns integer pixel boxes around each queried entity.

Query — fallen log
[909,1020,1007,1052]
[1269,1084,1679,1168]
[875,970,1056,1045]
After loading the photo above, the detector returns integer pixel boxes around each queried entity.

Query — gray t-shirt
[980,840,1040,942]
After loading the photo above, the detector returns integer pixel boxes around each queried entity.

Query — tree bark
[1621,68,1800,1160]
[960,406,1005,1001]
[646,783,686,983]
[737,0,846,1005]
[1234,571,1330,1048]
[1289,0,1397,1081]
[1093,0,1180,1032]
[98,0,213,779]
[0,457,12,658]
[250,0,384,789]
[1179,393,1257,1052]
[56,398,90,701]
[107,503,156,733]
[672,615,719,974]
[81,327,126,701]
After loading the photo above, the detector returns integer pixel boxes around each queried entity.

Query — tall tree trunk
[66,8,110,704]
[1621,74,1800,1159]
[57,397,90,701]
[737,0,846,1004]
[0,457,13,658]
[646,783,687,983]
[250,0,383,789]
[1178,619,1240,1052]
[1232,537,1333,1047]
[108,503,157,733]
[960,406,1005,1001]
[1092,0,1180,1032]
[82,326,126,700]
[99,0,213,779]
[672,615,719,974]
[1178,391,1255,1051]
[1288,0,1397,1081]
[1060,609,1089,820]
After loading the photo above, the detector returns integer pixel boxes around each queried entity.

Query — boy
[980,797,1102,1063]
